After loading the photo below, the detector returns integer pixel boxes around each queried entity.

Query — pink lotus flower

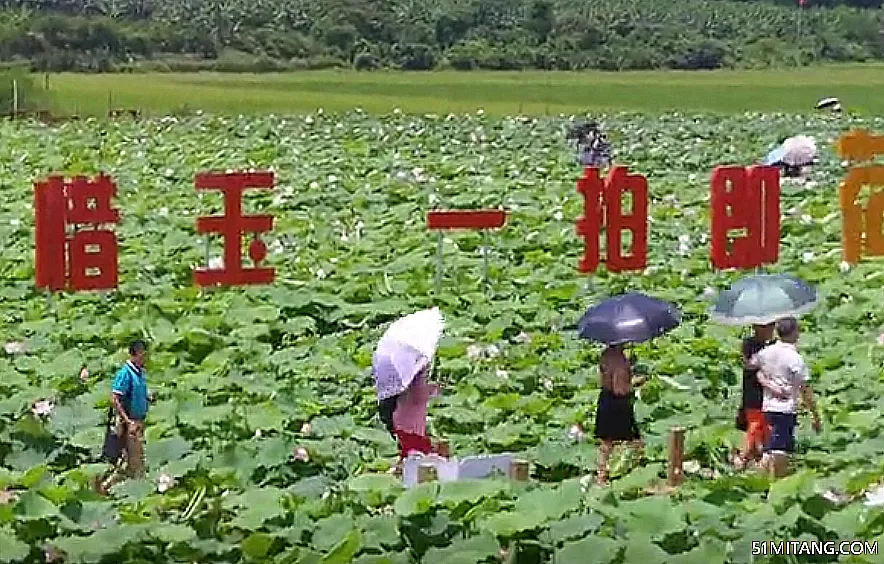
[32,400,53,417]
[294,447,310,462]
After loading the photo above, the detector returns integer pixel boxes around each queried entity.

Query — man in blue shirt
[108,340,150,482]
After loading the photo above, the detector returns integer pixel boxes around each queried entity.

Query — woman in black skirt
[595,343,646,484]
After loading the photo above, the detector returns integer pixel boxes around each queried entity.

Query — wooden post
[667,427,685,487]
[417,462,438,483]
[769,452,789,479]
[509,459,529,481]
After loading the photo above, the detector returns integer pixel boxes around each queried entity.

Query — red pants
[744,408,770,453]
[395,430,434,459]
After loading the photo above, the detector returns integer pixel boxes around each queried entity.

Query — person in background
[753,317,821,475]
[594,343,646,485]
[378,359,448,464]
[733,322,777,470]
[99,340,150,492]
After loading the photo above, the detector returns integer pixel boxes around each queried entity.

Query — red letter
[426,210,506,230]
[710,165,780,270]
[34,177,67,291]
[193,171,275,287]
[576,166,648,273]
[34,174,120,292]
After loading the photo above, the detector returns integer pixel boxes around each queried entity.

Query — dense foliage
[0,0,880,71]
[0,111,883,562]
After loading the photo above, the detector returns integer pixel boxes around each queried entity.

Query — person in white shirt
[751,317,821,473]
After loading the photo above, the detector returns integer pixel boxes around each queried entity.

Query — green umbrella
[709,274,818,326]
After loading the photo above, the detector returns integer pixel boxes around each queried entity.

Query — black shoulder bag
[101,372,132,462]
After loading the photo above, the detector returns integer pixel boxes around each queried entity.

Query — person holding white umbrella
[373,307,449,462]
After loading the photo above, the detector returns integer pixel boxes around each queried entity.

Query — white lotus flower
[822,489,848,504]
[43,545,63,563]
[254,429,262,438]
[683,460,702,474]
[677,234,691,256]
[553,210,564,221]
[543,378,554,392]
[0,490,17,504]
[840,261,851,273]
[300,422,312,435]
[327,174,337,183]
[294,447,310,462]
[865,485,884,506]
[514,332,531,344]
[157,473,174,493]
[4,341,26,355]
[802,252,814,263]
[568,424,586,441]
[486,345,500,358]
[32,400,53,417]
[466,345,483,360]
[579,474,594,493]
[79,367,89,381]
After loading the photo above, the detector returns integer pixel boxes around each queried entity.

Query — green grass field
[41,64,884,117]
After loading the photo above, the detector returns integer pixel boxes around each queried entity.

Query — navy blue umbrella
[578,292,681,345]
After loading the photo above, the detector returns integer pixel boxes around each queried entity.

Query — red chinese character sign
[576,166,649,273]
[34,174,120,292]
[193,171,275,287]
[426,209,507,294]
[709,165,780,270]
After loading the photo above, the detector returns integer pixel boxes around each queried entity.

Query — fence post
[667,427,685,487]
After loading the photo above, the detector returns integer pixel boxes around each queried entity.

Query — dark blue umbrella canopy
[578,292,681,345]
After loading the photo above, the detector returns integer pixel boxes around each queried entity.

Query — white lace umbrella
[373,307,445,400]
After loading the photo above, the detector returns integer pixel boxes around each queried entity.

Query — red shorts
[745,408,770,449]
[395,430,434,459]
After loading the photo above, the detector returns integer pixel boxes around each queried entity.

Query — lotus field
[1,111,884,564]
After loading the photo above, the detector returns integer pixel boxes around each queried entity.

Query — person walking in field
[594,344,646,484]
[733,322,777,470]
[752,318,821,475]
[99,340,150,492]
[377,358,449,463]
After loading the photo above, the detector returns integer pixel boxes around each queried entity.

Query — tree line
[0,0,880,72]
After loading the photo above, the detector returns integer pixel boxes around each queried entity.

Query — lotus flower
[294,447,310,462]
[4,341,26,355]
[568,424,586,441]
[514,332,532,344]
[865,485,884,506]
[300,422,312,435]
[157,473,174,493]
[32,400,53,417]
[79,366,89,381]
